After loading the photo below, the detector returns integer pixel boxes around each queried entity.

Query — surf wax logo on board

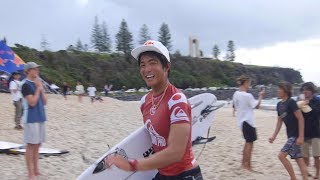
[145,119,166,147]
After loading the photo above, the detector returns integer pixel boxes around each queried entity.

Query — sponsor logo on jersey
[170,106,189,122]
[145,119,166,147]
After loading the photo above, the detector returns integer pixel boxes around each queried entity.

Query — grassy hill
[11,44,303,90]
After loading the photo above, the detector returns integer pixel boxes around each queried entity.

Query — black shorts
[242,121,257,143]
[152,166,203,180]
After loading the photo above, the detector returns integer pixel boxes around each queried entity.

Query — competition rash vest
[140,83,195,176]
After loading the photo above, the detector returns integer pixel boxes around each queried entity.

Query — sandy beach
[0,93,314,180]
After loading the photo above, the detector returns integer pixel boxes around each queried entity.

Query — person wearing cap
[106,40,203,179]
[9,71,23,129]
[232,75,265,171]
[21,62,47,180]
[269,81,308,180]
[299,82,320,179]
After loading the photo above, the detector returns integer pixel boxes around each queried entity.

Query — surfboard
[0,141,69,156]
[0,141,22,152]
[78,93,224,180]
[189,93,224,141]
[8,146,69,156]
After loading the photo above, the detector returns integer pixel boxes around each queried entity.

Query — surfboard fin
[192,136,216,146]
[93,160,107,174]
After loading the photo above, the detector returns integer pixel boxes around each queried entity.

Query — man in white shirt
[232,75,264,171]
[9,72,23,130]
[87,84,97,103]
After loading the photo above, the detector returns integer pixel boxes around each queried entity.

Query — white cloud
[236,38,320,86]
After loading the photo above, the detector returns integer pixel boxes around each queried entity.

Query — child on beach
[269,81,308,180]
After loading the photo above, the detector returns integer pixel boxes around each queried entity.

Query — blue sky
[1,0,319,85]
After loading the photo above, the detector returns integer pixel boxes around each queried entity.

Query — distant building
[189,36,201,58]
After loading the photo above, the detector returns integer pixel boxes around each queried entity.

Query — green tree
[116,19,133,59]
[158,23,172,51]
[83,44,89,52]
[40,34,49,50]
[212,44,220,60]
[173,50,182,57]
[75,38,84,51]
[67,45,75,52]
[100,21,111,52]
[2,37,7,44]
[91,16,102,52]
[138,24,151,44]
[226,40,235,61]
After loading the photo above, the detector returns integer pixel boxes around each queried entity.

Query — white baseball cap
[131,40,170,62]
[24,62,41,71]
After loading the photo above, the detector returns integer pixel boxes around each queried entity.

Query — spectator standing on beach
[232,75,264,171]
[75,81,85,102]
[269,81,308,180]
[87,84,97,103]
[9,71,23,130]
[104,83,111,96]
[62,82,69,100]
[21,62,47,180]
[299,82,320,179]
[105,40,203,179]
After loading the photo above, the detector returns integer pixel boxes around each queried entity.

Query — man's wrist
[128,159,138,171]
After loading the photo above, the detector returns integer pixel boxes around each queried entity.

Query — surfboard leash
[195,127,213,160]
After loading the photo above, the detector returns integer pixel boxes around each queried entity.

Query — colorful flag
[0,40,26,74]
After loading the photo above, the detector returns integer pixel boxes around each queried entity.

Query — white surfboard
[0,141,22,151]
[78,93,224,180]
[8,146,69,156]
[0,141,69,156]
[189,93,224,141]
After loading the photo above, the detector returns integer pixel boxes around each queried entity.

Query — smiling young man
[106,40,203,179]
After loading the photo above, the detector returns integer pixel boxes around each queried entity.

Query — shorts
[242,121,257,142]
[152,166,203,180]
[24,122,46,144]
[301,138,320,157]
[281,137,302,159]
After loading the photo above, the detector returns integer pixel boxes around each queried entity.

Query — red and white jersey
[140,83,195,176]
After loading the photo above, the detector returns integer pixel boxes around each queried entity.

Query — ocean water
[260,96,298,110]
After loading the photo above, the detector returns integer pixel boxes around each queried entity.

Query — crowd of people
[5,40,320,180]
[57,81,112,103]
[233,76,320,180]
